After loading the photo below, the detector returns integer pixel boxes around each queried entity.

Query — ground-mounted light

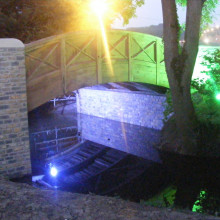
[216,93,220,101]
[50,167,58,177]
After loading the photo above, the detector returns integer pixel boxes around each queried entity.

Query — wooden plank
[102,60,129,83]
[28,69,59,85]
[66,37,95,66]
[132,62,156,84]
[61,38,67,93]
[25,39,59,53]
[27,70,63,111]
[66,65,97,92]
[26,53,58,72]
[25,30,167,111]
[105,35,128,59]
[155,39,160,85]
[132,39,156,63]
[128,33,132,82]
[25,35,62,49]
[97,33,102,84]
[27,44,59,82]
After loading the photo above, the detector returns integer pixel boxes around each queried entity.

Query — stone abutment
[0,39,31,178]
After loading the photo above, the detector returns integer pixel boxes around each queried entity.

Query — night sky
[112,0,220,29]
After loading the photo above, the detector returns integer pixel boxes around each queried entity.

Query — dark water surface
[26,101,220,217]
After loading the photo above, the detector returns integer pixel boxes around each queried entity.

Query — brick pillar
[0,39,31,178]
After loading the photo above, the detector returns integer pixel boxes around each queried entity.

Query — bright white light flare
[90,0,108,17]
[50,167,58,177]
[216,93,220,101]
[204,38,209,44]
[90,0,114,76]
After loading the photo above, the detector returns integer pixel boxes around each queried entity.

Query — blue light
[50,167,58,177]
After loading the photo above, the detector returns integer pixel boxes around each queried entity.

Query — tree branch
[183,0,206,85]
[161,0,180,86]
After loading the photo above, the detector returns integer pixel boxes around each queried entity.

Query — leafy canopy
[0,0,144,43]
[192,49,220,125]
[176,0,219,29]
[165,49,220,125]
[0,0,85,42]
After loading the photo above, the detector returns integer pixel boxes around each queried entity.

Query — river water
[27,100,220,217]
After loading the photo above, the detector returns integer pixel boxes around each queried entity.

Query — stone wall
[76,87,166,130]
[78,114,161,163]
[0,39,31,178]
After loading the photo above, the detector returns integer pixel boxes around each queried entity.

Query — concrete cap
[0,39,24,48]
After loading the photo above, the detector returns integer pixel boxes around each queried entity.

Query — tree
[0,0,144,43]
[161,0,219,155]
[0,0,86,43]
[111,0,144,25]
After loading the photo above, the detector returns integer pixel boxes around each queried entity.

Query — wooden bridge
[25,30,168,111]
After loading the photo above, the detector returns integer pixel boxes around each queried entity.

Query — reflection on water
[27,103,220,217]
[78,113,162,163]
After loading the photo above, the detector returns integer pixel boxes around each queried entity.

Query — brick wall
[0,39,31,178]
[76,87,166,130]
[78,114,161,162]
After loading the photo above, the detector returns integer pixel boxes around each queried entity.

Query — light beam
[90,0,114,76]
[98,17,114,76]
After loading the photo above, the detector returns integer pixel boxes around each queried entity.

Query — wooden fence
[25,30,167,111]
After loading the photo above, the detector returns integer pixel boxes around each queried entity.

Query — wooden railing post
[128,33,132,82]
[155,39,160,85]
[61,38,67,94]
[96,32,102,84]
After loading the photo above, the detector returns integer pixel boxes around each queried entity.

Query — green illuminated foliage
[163,90,173,122]
[164,49,220,126]
[176,0,219,30]
[112,0,144,25]
[201,49,220,85]
[191,49,220,125]
[216,94,220,100]
[141,186,176,208]
[192,190,220,216]
[192,190,206,213]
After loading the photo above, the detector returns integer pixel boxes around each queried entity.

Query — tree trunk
[161,0,205,155]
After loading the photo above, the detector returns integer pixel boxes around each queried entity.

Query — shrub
[164,49,220,126]
[192,49,220,125]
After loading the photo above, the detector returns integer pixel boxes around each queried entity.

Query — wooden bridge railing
[25,30,168,111]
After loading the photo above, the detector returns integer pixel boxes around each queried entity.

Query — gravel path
[0,180,219,220]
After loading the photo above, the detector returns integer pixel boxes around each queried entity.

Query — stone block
[0,38,31,178]
[77,87,166,130]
